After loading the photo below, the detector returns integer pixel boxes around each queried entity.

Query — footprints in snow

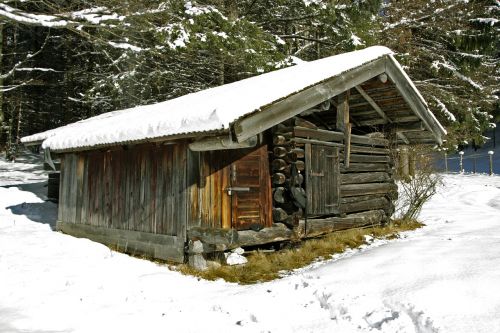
[310,289,439,332]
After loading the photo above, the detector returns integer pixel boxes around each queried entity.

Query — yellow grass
[178,219,423,284]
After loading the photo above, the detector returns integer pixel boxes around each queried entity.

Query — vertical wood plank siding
[305,144,340,215]
[59,143,188,238]
[193,150,228,229]
[188,145,272,230]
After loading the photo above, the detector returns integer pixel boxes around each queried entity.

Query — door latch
[225,187,250,195]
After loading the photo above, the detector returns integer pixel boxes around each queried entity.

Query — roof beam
[397,132,410,144]
[233,57,386,142]
[385,55,446,144]
[354,85,389,124]
[189,134,258,151]
[394,121,425,132]
[354,87,414,146]
[355,85,410,144]
[356,119,387,127]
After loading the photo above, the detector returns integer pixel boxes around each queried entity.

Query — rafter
[355,85,410,144]
[355,85,389,123]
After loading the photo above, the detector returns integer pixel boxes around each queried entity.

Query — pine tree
[381,0,499,149]
[232,0,382,60]
[13,0,499,155]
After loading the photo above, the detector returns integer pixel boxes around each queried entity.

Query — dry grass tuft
[178,219,424,284]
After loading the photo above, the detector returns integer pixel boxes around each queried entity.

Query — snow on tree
[380,0,499,149]
[2,0,497,156]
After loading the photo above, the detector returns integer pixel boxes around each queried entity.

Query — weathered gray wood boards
[57,142,273,261]
[269,121,396,238]
[57,143,188,262]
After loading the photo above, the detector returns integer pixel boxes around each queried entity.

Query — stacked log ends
[271,121,397,229]
[271,121,308,229]
[272,207,288,222]
[272,172,286,185]
[272,159,288,171]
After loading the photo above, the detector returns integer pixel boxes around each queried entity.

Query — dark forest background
[1,0,498,158]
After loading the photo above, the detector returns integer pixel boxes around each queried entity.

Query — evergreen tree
[0,1,98,157]
[13,0,499,156]
[381,0,499,149]
[81,0,285,114]
[234,0,382,60]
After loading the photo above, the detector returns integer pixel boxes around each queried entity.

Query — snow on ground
[1,155,500,333]
[0,151,49,187]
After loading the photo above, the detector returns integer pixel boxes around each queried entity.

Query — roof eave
[233,56,387,143]
[385,55,446,145]
[47,129,230,154]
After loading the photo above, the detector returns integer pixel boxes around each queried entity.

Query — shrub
[394,145,442,221]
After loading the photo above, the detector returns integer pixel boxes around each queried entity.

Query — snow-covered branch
[1,34,50,80]
[0,79,33,92]
[0,3,71,28]
[279,34,334,45]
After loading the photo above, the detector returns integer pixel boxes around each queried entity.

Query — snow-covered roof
[21,46,444,152]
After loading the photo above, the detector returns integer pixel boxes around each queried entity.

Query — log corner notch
[270,124,307,229]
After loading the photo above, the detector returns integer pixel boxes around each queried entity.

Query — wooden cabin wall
[187,149,231,230]
[187,144,272,231]
[339,142,396,218]
[58,143,189,236]
[270,122,396,224]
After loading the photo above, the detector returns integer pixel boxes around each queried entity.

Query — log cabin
[22,46,446,264]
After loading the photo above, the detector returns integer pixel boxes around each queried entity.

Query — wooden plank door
[305,144,340,216]
[229,145,272,230]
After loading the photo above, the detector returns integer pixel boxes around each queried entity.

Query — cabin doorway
[305,144,340,216]
[228,145,272,231]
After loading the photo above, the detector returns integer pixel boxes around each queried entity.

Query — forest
[0,0,498,158]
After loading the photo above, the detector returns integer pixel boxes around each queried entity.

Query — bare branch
[279,34,333,45]
[0,33,50,80]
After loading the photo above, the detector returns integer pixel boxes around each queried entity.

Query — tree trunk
[0,23,3,129]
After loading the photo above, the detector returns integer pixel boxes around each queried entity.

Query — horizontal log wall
[186,209,387,253]
[297,210,386,238]
[289,124,396,220]
[339,141,396,217]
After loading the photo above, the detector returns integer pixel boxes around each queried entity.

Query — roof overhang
[233,57,387,142]
[21,46,446,152]
[233,54,446,146]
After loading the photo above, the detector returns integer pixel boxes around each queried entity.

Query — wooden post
[473,157,477,174]
[444,152,448,173]
[459,151,464,173]
[336,91,350,132]
[345,123,352,168]
[489,151,494,175]
[400,146,409,178]
[409,148,416,177]
[337,91,351,168]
